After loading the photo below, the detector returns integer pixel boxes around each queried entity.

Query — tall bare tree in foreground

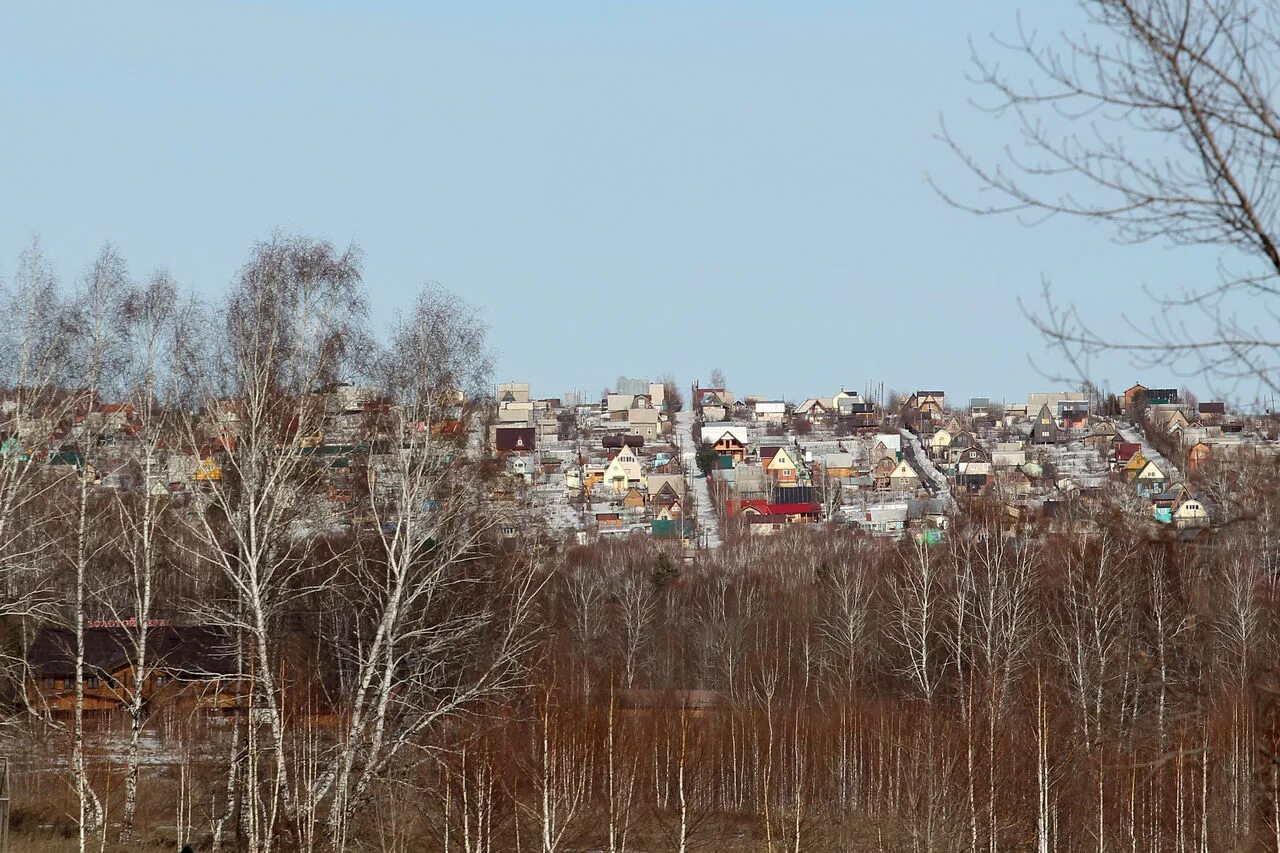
[66,244,136,851]
[0,239,77,660]
[179,235,366,852]
[941,0,1280,401]
[316,285,541,849]
[110,270,186,844]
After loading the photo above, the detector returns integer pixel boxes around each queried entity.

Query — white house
[603,445,644,493]
[754,401,787,424]
[1174,497,1210,529]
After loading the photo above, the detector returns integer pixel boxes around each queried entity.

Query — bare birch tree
[315,284,541,848]
[177,235,366,851]
[109,270,186,844]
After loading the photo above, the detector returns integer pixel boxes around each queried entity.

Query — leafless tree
[891,540,948,703]
[612,566,656,690]
[564,559,609,698]
[101,269,190,844]
[61,243,136,852]
[315,284,541,848]
[941,0,1280,402]
[816,540,878,697]
[661,375,684,414]
[176,235,366,851]
[0,239,77,667]
[1050,528,1138,846]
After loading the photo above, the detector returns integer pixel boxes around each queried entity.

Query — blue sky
[1,2,1220,403]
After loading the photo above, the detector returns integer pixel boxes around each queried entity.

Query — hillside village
[488,378,1277,546]
[36,376,1267,553]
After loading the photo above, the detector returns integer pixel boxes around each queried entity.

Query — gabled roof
[1152,482,1190,502]
[1173,496,1208,516]
[1136,459,1166,479]
[606,445,637,463]
[29,625,238,678]
[765,446,798,469]
[1124,450,1149,472]
[706,427,748,447]
[890,459,919,479]
[736,499,820,517]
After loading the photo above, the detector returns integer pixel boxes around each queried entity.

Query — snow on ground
[675,409,722,550]
[900,429,957,510]
[1120,425,1184,482]
[1045,439,1109,488]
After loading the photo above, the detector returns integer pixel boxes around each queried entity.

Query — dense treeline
[431,513,1279,853]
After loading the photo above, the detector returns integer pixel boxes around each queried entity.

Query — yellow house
[194,455,222,482]
[1135,459,1167,495]
[1123,450,1148,481]
[582,464,607,494]
[821,452,855,478]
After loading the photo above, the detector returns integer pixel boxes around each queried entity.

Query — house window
[40,676,57,690]
[154,674,169,686]
[85,675,100,689]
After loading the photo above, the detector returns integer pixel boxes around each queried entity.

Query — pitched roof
[736,499,820,517]
[1136,459,1166,479]
[28,625,238,678]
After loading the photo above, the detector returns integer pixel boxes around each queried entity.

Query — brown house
[1123,383,1148,412]
[622,486,646,510]
[1187,440,1212,471]
[27,624,244,719]
[1198,402,1226,423]
[711,432,747,462]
